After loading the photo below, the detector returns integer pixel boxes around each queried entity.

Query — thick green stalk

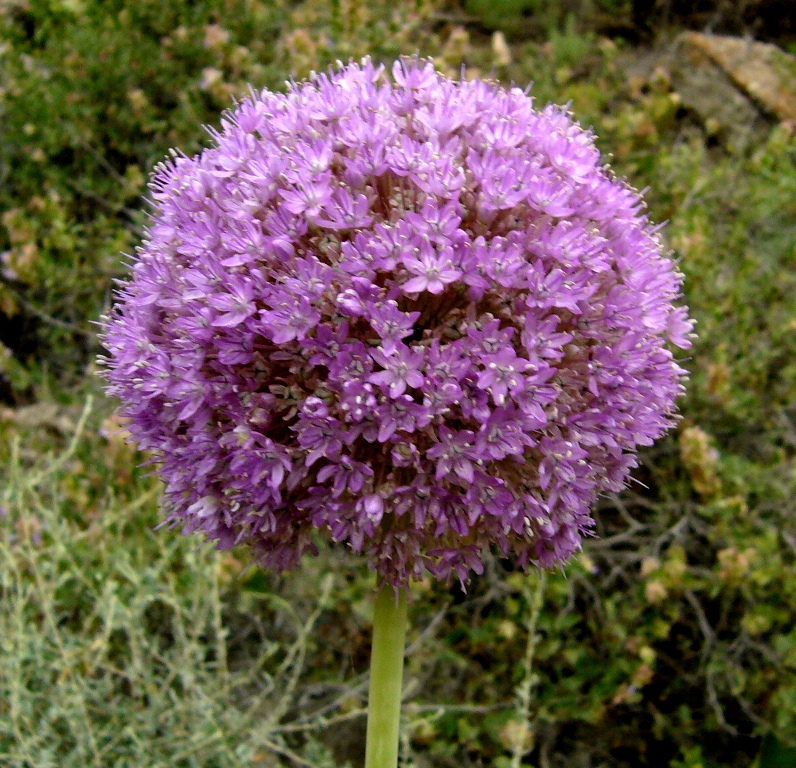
[364,586,408,768]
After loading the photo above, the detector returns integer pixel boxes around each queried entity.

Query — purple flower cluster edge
[100,57,693,588]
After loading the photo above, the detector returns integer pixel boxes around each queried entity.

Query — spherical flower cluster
[100,58,693,587]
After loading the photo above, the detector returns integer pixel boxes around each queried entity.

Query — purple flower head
[100,58,693,589]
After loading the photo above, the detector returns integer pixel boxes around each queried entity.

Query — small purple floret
[100,58,693,587]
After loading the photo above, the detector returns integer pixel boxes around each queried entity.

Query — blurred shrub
[462,0,796,43]
[280,0,438,79]
[0,0,442,403]
[0,0,287,399]
[463,0,634,39]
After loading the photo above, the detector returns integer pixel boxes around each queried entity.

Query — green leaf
[760,735,796,768]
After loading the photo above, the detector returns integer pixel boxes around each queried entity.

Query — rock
[664,34,765,148]
[649,32,796,149]
[682,32,796,123]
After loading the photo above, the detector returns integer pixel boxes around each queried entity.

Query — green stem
[364,586,408,768]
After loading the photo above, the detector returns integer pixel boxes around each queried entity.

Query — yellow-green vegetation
[2,2,796,766]
[0,0,436,393]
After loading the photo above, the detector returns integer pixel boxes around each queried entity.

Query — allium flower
[100,58,693,588]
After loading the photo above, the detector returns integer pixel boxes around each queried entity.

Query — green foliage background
[1,1,796,766]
